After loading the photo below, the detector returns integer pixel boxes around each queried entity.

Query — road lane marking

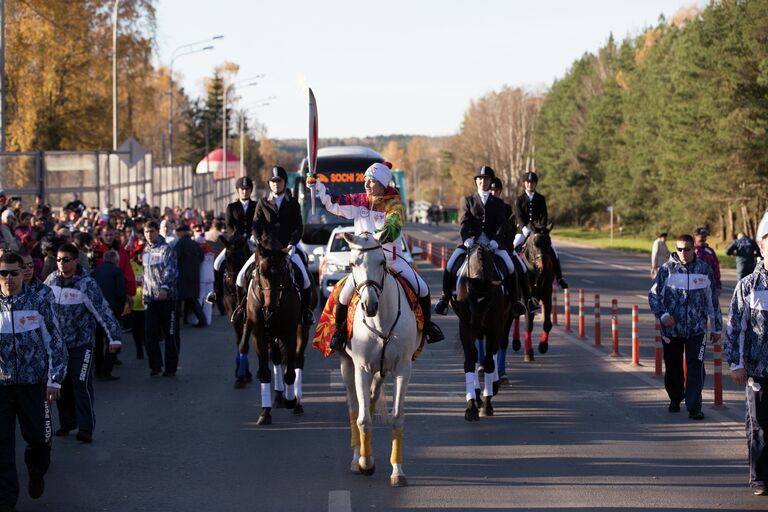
[330,369,343,388]
[328,490,351,512]
[581,279,596,284]
[559,250,642,273]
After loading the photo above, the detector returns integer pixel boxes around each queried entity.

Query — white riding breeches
[235,251,310,289]
[338,255,428,306]
[446,247,515,274]
[214,248,226,272]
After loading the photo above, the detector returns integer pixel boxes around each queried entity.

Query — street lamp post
[112,0,119,151]
[167,37,221,164]
[221,75,262,174]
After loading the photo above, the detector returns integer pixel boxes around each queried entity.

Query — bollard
[427,242,433,265]
[654,321,663,377]
[564,288,571,332]
[552,293,558,325]
[578,289,585,338]
[441,246,447,270]
[610,299,621,357]
[594,294,601,346]
[712,341,726,409]
[631,305,640,366]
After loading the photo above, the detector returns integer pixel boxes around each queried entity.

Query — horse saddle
[451,251,508,283]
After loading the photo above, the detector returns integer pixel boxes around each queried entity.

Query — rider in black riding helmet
[513,172,567,290]
[207,176,256,304]
[489,177,539,313]
[434,166,518,315]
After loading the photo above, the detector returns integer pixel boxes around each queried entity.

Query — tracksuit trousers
[145,300,179,373]
[0,384,52,508]
[58,344,95,435]
[746,376,768,489]
[663,334,705,412]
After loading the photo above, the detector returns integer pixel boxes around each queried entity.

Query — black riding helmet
[475,165,495,179]
[269,166,288,182]
[489,177,503,190]
[235,176,254,189]
[523,171,538,183]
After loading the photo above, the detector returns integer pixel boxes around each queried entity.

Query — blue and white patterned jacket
[649,254,722,338]
[726,265,768,376]
[142,235,178,304]
[0,286,67,387]
[44,267,122,350]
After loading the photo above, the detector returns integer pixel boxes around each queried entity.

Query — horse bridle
[249,257,288,320]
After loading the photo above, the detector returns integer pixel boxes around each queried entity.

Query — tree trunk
[741,204,753,239]
[718,210,725,242]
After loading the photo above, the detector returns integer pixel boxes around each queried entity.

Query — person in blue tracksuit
[141,220,179,376]
[649,234,723,420]
[0,252,67,509]
[44,244,122,444]
[726,212,768,496]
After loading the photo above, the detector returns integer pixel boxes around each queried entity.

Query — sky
[155,0,697,140]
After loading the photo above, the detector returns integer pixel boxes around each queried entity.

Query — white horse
[339,232,420,487]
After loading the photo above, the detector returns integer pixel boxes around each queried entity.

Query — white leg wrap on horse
[492,353,499,382]
[473,365,480,389]
[261,383,272,408]
[484,372,494,397]
[213,248,226,272]
[273,364,285,391]
[285,383,296,401]
[391,463,405,477]
[236,253,256,288]
[295,368,303,400]
[465,372,475,401]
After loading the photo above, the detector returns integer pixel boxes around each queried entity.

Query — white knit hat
[757,209,768,241]
[364,162,393,188]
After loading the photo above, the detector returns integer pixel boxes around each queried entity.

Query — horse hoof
[390,475,408,487]
[274,392,285,408]
[538,342,549,354]
[234,378,246,389]
[285,398,297,409]
[492,380,500,397]
[524,349,535,362]
[256,410,272,426]
[358,464,376,476]
[512,338,521,351]
[481,398,494,416]
[465,399,480,422]
[293,403,304,415]
[499,374,510,384]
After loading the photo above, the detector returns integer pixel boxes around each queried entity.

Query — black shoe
[150,370,162,377]
[28,476,44,499]
[162,371,177,377]
[302,308,315,326]
[752,484,767,496]
[55,425,75,437]
[193,321,208,328]
[205,291,217,304]
[434,296,450,316]
[688,410,704,420]
[330,331,347,352]
[76,431,92,443]
[668,401,681,413]
[136,352,144,359]
[113,358,122,366]
[425,322,444,344]
[0,504,16,512]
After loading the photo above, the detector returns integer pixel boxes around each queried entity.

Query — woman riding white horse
[312,161,444,351]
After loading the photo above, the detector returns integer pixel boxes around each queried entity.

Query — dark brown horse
[452,242,510,421]
[245,242,303,425]
[520,223,555,361]
[220,235,253,387]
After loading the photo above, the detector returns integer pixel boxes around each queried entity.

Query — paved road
[13,231,765,511]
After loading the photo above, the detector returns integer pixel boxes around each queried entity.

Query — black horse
[245,241,303,425]
[451,242,510,421]
[519,223,556,361]
[220,235,253,388]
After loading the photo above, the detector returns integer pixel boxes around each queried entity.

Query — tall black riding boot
[230,285,247,324]
[329,303,349,352]
[434,269,454,315]
[519,270,540,313]
[506,275,528,316]
[300,287,315,325]
[207,267,223,304]
[551,247,568,289]
[418,295,444,343]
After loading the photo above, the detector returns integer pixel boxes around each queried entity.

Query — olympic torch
[306,88,319,215]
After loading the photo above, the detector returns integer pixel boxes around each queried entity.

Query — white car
[318,226,423,300]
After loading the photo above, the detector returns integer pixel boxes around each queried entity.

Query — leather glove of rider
[558,278,569,289]
[488,240,499,252]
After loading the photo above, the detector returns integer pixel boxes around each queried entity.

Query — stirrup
[527,298,541,313]
[206,291,217,304]
[426,322,444,344]
[230,306,245,324]
[434,296,450,315]
[302,308,315,326]
[329,331,347,352]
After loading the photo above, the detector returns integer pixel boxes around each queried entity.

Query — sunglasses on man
[0,269,20,277]
[676,246,693,253]
[56,256,74,263]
